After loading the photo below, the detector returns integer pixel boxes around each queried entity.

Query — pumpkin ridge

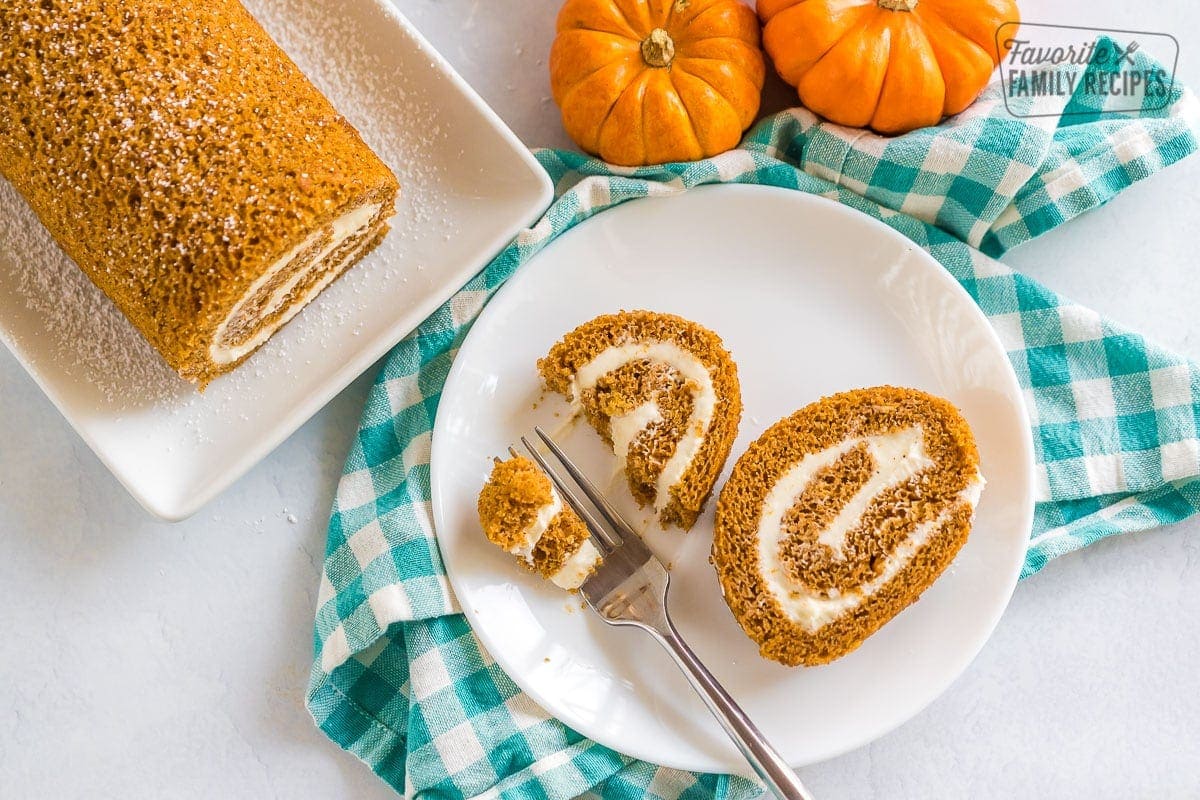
[674,53,757,71]
[557,57,643,150]
[668,69,727,154]
[676,55,763,127]
[677,39,768,86]
[870,14,945,130]
[664,71,707,155]
[557,0,640,38]
[664,0,705,31]
[671,1,742,44]
[673,58,746,118]
[756,0,807,21]
[567,23,645,39]
[679,34,762,49]
[829,4,881,61]
[638,69,652,158]
[801,12,893,127]
[595,64,656,154]
[605,0,651,39]
[551,29,641,80]
[558,53,644,110]
[892,12,962,118]
[681,44,763,74]
[653,0,679,27]
[769,1,874,85]
[597,71,652,165]
[911,1,998,57]
[916,15,993,115]
[909,3,995,108]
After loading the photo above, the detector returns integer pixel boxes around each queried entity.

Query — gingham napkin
[308,45,1200,799]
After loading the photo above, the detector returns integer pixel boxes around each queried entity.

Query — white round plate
[430,185,1034,774]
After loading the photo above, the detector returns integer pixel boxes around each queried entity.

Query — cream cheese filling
[755,426,984,632]
[210,202,382,365]
[608,401,663,480]
[569,340,715,511]
[504,483,601,591]
[549,539,602,590]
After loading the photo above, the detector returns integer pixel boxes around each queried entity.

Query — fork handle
[651,620,816,800]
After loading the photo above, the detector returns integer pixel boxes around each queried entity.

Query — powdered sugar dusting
[0,0,538,513]
[0,0,454,418]
[0,179,189,405]
[245,0,453,236]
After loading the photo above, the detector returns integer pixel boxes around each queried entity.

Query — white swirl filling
[609,401,664,466]
[569,340,715,511]
[506,483,601,591]
[549,539,602,591]
[210,201,382,365]
[756,426,984,632]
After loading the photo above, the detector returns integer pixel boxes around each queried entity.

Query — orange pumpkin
[759,0,1020,134]
[550,0,765,166]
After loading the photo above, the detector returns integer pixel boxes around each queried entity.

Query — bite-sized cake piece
[0,0,399,386]
[477,456,602,590]
[712,387,983,666]
[538,311,742,531]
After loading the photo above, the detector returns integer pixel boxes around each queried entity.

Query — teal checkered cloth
[308,46,1200,799]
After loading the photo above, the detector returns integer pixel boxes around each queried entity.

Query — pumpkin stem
[641,28,676,68]
[877,0,918,9]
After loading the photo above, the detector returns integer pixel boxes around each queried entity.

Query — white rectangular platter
[0,0,553,519]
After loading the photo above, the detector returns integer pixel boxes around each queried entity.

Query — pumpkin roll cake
[713,387,983,666]
[538,311,742,531]
[478,456,603,591]
[0,0,399,385]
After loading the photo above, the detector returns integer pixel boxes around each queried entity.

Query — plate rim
[0,0,554,521]
[431,183,1036,772]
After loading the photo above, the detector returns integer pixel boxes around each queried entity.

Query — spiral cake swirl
[538,311,742,530]
[713,387,983,666]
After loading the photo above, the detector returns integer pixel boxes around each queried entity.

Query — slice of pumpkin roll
[477,456,603,591]
[712,387,984,667]
[538,311,742,531]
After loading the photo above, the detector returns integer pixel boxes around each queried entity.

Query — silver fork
[519,427,816,800]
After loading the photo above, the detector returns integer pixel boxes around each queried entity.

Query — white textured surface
[2,0,1200,796]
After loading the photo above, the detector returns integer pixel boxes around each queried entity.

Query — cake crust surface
[0,0,399,384]
[712,386,982,666]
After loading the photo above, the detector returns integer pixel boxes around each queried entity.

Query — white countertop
[2,0,1199,796]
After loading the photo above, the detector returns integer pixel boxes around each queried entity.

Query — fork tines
[514,428,637,555]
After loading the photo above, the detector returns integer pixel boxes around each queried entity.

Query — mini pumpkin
[550,0,765,166]
[759,0,1020,134]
